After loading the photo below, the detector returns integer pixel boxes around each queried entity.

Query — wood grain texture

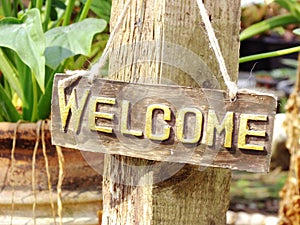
[53,0,242,224]
[52,75,277,172]
[103,0,240,224]
[278,57,300,224]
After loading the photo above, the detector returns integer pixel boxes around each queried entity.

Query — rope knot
[227,81,238,102]
[197,0,238,99]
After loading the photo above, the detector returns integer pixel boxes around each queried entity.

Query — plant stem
[50,13,65,29]
[13,0,18,17]
[63,0,76,26]
[43,0,53,31]
[78,0,93,22]
[3,78,12,99]
[36,0,43,12]
[0,48,24,104]
[30,73,38,122]
[17,0,25,13]
[0,84,20,122]
[1,0,11,16]
[29,0,36,9]
[239,46,300,64]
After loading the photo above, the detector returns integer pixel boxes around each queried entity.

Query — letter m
[205,110,234,148]
[58,86,90,132]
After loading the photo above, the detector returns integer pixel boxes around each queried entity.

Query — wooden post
[279,54,300,225]
[102,0,241,224]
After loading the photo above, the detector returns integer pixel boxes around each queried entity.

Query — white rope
[60,0,238,101]
[90,0,132,77]
[196,0,238,101]
[58,0,132,88]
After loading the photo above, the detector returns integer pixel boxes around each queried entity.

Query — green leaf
[0,83,20,122]
[52,0,66,10]
[1,0,12,17]
[17,61,35,121]
[0,48,26,105]
[293,28,300,36]
[50,6,58,21]
[2,78,12,99]
[45,18,107,69]
[38,69,54,119]
[80,0,111,22]
[0,9,46,92]
[275,0,300,19]
[240,14,299,41]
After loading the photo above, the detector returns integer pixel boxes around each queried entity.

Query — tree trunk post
[279,54,300,225]
[102,0,241,224]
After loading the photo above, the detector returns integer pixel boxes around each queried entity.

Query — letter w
[58,86,90,132]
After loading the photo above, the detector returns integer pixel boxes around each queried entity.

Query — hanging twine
[196,0,238,101]
[60,0,238,101]
[58,0,132,88]
[89,0,132,78]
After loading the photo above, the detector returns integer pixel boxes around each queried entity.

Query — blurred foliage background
[0,0,111,122]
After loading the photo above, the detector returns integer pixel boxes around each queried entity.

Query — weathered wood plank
[100,0,241,224]
[51,75,277,172]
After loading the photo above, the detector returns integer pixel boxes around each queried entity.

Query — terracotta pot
[0,121,104,224]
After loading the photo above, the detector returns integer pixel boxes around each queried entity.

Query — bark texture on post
[102,0,241,224]
[279,54,300,225]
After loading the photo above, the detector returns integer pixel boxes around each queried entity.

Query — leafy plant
[80,0,111,23]
[240,0,300,64]
[0,0,110,122]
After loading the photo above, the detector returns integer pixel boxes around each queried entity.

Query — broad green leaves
[240,0,300,41]
[45,18,107,69]
[0,8,108,122]
[0,9,46,92]
[81,0,111,22]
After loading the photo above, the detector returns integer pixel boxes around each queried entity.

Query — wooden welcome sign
[51,74,277,172]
